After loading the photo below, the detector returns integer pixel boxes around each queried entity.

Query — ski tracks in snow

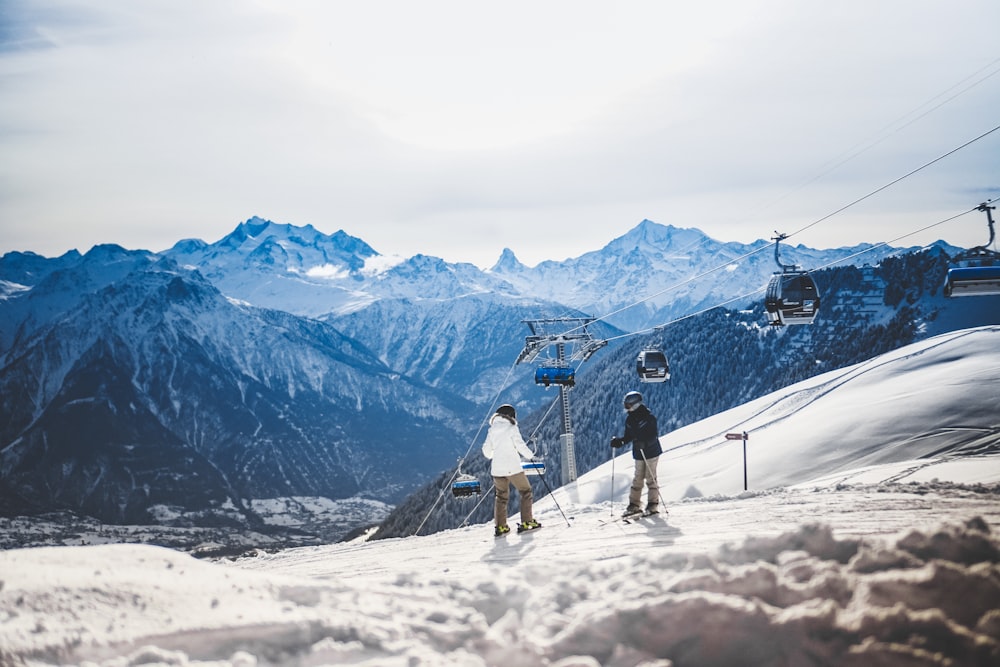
[236,484,1000,586]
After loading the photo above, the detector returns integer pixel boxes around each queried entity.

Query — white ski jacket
[481,414,534,477]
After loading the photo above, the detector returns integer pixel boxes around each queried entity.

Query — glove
[610,437,624,449]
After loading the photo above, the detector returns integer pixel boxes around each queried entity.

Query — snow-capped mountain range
[489,220,924,331]
[162,216,947,402]
[0,216,995,542]
[161,216,935,330]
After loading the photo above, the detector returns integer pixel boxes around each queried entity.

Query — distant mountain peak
[618,219,710,250]
[169,238,208,255]
[489,248,525,273]
[327,229,378,259]
[231,218,378,259]
[244,216,272,237]
[218,217,287,248]
[82,243,136,261]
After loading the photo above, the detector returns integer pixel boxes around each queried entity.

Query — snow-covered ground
[2,327,999,666]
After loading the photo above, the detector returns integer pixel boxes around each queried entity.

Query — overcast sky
[1,1,998,268]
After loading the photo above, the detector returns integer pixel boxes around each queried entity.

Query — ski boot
[517,519,541,533]
[621,505,642,519]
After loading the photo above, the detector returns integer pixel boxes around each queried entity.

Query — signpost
[726,431,749,490]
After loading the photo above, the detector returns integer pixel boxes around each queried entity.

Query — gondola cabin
[944,202,1000,297]
[764,271,820,326]
[522,460,546,476]
[944,261,1000,297]
[636,349,670,383]
[451,474,481,498]
[534,365,576,387]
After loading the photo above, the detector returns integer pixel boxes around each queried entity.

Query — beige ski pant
[629,455,660,510]
[494,472,533,527]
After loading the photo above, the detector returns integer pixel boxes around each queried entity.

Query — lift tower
[516,317,607,484]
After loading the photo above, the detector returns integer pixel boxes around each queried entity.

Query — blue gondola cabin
[452,475,482,498]
[944,264,1000,297]
[535,365,575,387]
[522,460,546,476]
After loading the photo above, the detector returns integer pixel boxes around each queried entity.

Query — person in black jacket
[611,391,662,518]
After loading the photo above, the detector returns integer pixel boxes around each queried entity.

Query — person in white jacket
[481,404,540,536]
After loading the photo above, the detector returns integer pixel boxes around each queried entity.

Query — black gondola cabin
[765,271,820,326]
[636,349,670,383]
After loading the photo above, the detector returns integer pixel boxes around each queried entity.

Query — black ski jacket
[622,403,662,461]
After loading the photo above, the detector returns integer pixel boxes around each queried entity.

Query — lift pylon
[517,317,606,484]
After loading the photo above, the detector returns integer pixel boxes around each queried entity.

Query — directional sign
[725,432,750,490]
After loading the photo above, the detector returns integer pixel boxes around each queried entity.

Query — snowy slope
[2,328,999,666]
[634,324,1000,502]
[3,484,1000,666]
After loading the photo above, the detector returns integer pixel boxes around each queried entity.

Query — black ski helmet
[623,391,643,410]
[496,404,517,421]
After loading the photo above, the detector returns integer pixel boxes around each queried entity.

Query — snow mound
[539,518,999,667]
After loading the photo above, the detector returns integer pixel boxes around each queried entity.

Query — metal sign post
[726,431,749,490]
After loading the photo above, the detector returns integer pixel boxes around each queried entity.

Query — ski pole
[532,459,571,527]
[610,441,616,517]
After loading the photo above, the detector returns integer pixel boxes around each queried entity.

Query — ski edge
[599,509,668,525]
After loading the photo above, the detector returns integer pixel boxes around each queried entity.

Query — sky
[1,1,999,269]
[2,326,999,665]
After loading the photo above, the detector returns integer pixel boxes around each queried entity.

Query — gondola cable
[410,200,985,537]
[743,57,1000,221]
[411,357,519,536]
[606,205,983,343]
[557,121,1000,342]
[781,123,1000,243]
[412,356,567,536]
[412,122,1000,537]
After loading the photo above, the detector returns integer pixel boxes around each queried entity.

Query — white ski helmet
[623,391,643,410]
